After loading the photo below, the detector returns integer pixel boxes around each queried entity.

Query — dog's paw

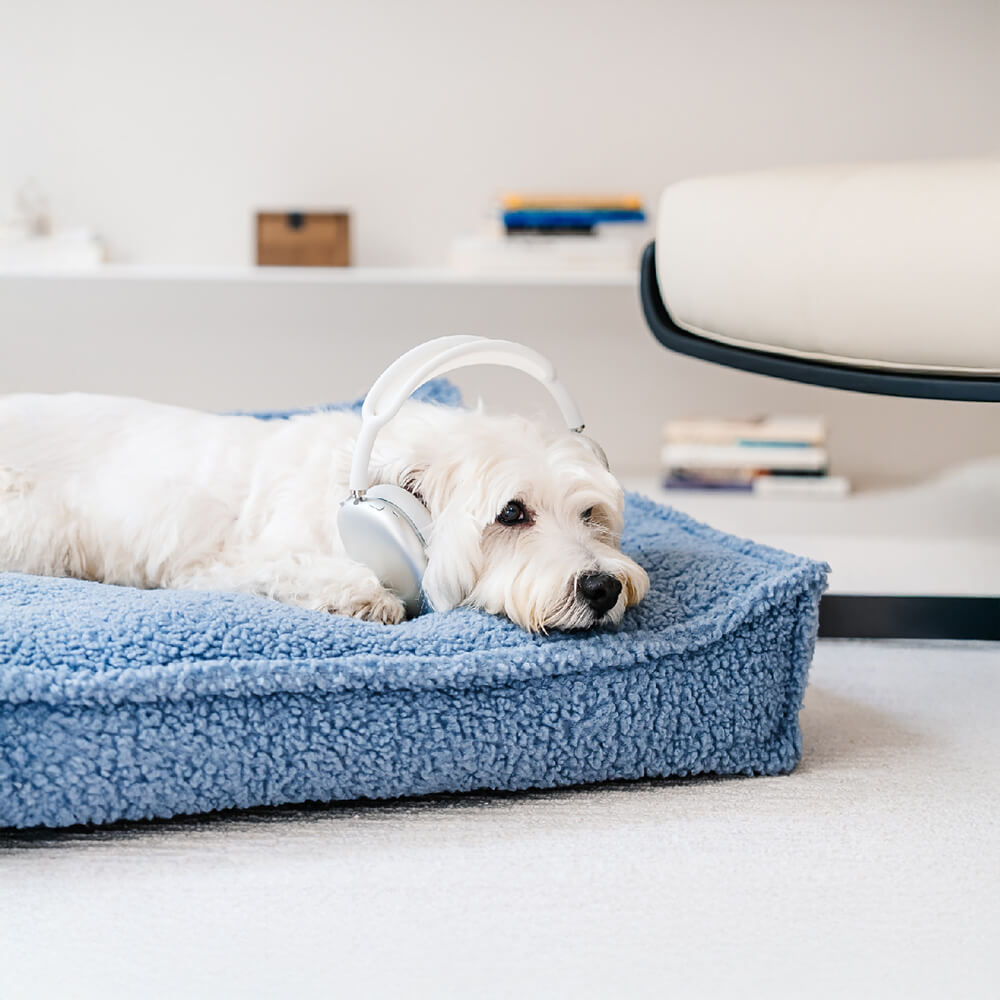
[345,588,406,625]
[307,583,406,625]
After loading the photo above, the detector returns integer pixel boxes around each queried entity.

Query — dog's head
[382,404,649,632]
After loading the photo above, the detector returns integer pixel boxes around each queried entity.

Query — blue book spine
[503,209,646,230]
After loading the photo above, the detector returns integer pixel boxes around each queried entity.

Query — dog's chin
[561,599,626,632]
[513,595,627,634]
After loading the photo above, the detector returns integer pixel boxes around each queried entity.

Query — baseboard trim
[818,595,1000,640]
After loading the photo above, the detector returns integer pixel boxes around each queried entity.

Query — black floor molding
[819,595,1000,640]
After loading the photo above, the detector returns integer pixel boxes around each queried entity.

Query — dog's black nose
[576,572,622,617]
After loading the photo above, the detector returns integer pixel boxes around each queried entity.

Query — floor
[2,639,997,999]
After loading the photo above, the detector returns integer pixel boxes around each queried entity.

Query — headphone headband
[350,336,588,493]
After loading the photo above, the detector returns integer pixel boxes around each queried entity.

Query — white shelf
[622,459,1000,598]
[0,265,638,288]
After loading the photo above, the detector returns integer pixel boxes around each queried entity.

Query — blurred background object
[450,192,649,275]
[0,180,104,269]
[661,415,851,497]
[256,211,351,267]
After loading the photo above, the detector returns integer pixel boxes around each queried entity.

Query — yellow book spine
[501,193,643,211]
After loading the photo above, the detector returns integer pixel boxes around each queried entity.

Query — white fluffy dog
[0,393,648,631]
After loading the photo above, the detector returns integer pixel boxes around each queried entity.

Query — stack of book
[661,416,849,497]
[500,193,645,234]
[450,193,647,274]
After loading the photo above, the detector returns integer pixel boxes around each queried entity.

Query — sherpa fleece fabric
[0,384,827,829]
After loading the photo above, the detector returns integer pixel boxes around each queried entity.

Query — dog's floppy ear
[421,499,482,612]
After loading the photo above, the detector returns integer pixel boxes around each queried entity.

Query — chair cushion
[656,158,1000,375]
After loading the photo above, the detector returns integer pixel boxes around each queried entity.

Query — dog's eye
[581,507,594,522]
[497,500,529,526]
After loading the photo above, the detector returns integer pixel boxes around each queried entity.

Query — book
[663,416,826,446]
[661,443,828,472]
[0,228,105,269]
[752,475,850,498]
[664,474,753,492]
[503,224,596,236]
[501,193,643,212]
[503,209,646,231]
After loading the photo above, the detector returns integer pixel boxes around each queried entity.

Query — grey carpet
[2,639,998,999]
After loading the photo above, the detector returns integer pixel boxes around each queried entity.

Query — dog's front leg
[170,553,406,624]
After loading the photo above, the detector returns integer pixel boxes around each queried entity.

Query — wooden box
[256,211,350,267]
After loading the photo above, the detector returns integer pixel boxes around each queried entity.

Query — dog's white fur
[0,393,648,631]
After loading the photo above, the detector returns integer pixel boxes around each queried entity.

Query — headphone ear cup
[337,484,432,619]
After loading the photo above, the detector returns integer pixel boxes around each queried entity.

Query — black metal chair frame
[638,241,1000,639]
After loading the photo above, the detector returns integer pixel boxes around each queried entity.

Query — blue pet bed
[0,386,827,829]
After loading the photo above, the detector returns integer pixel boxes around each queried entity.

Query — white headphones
[337,335,605,618]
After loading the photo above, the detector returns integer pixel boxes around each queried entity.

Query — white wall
[3,271,999,487]
[2,0,998,266]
